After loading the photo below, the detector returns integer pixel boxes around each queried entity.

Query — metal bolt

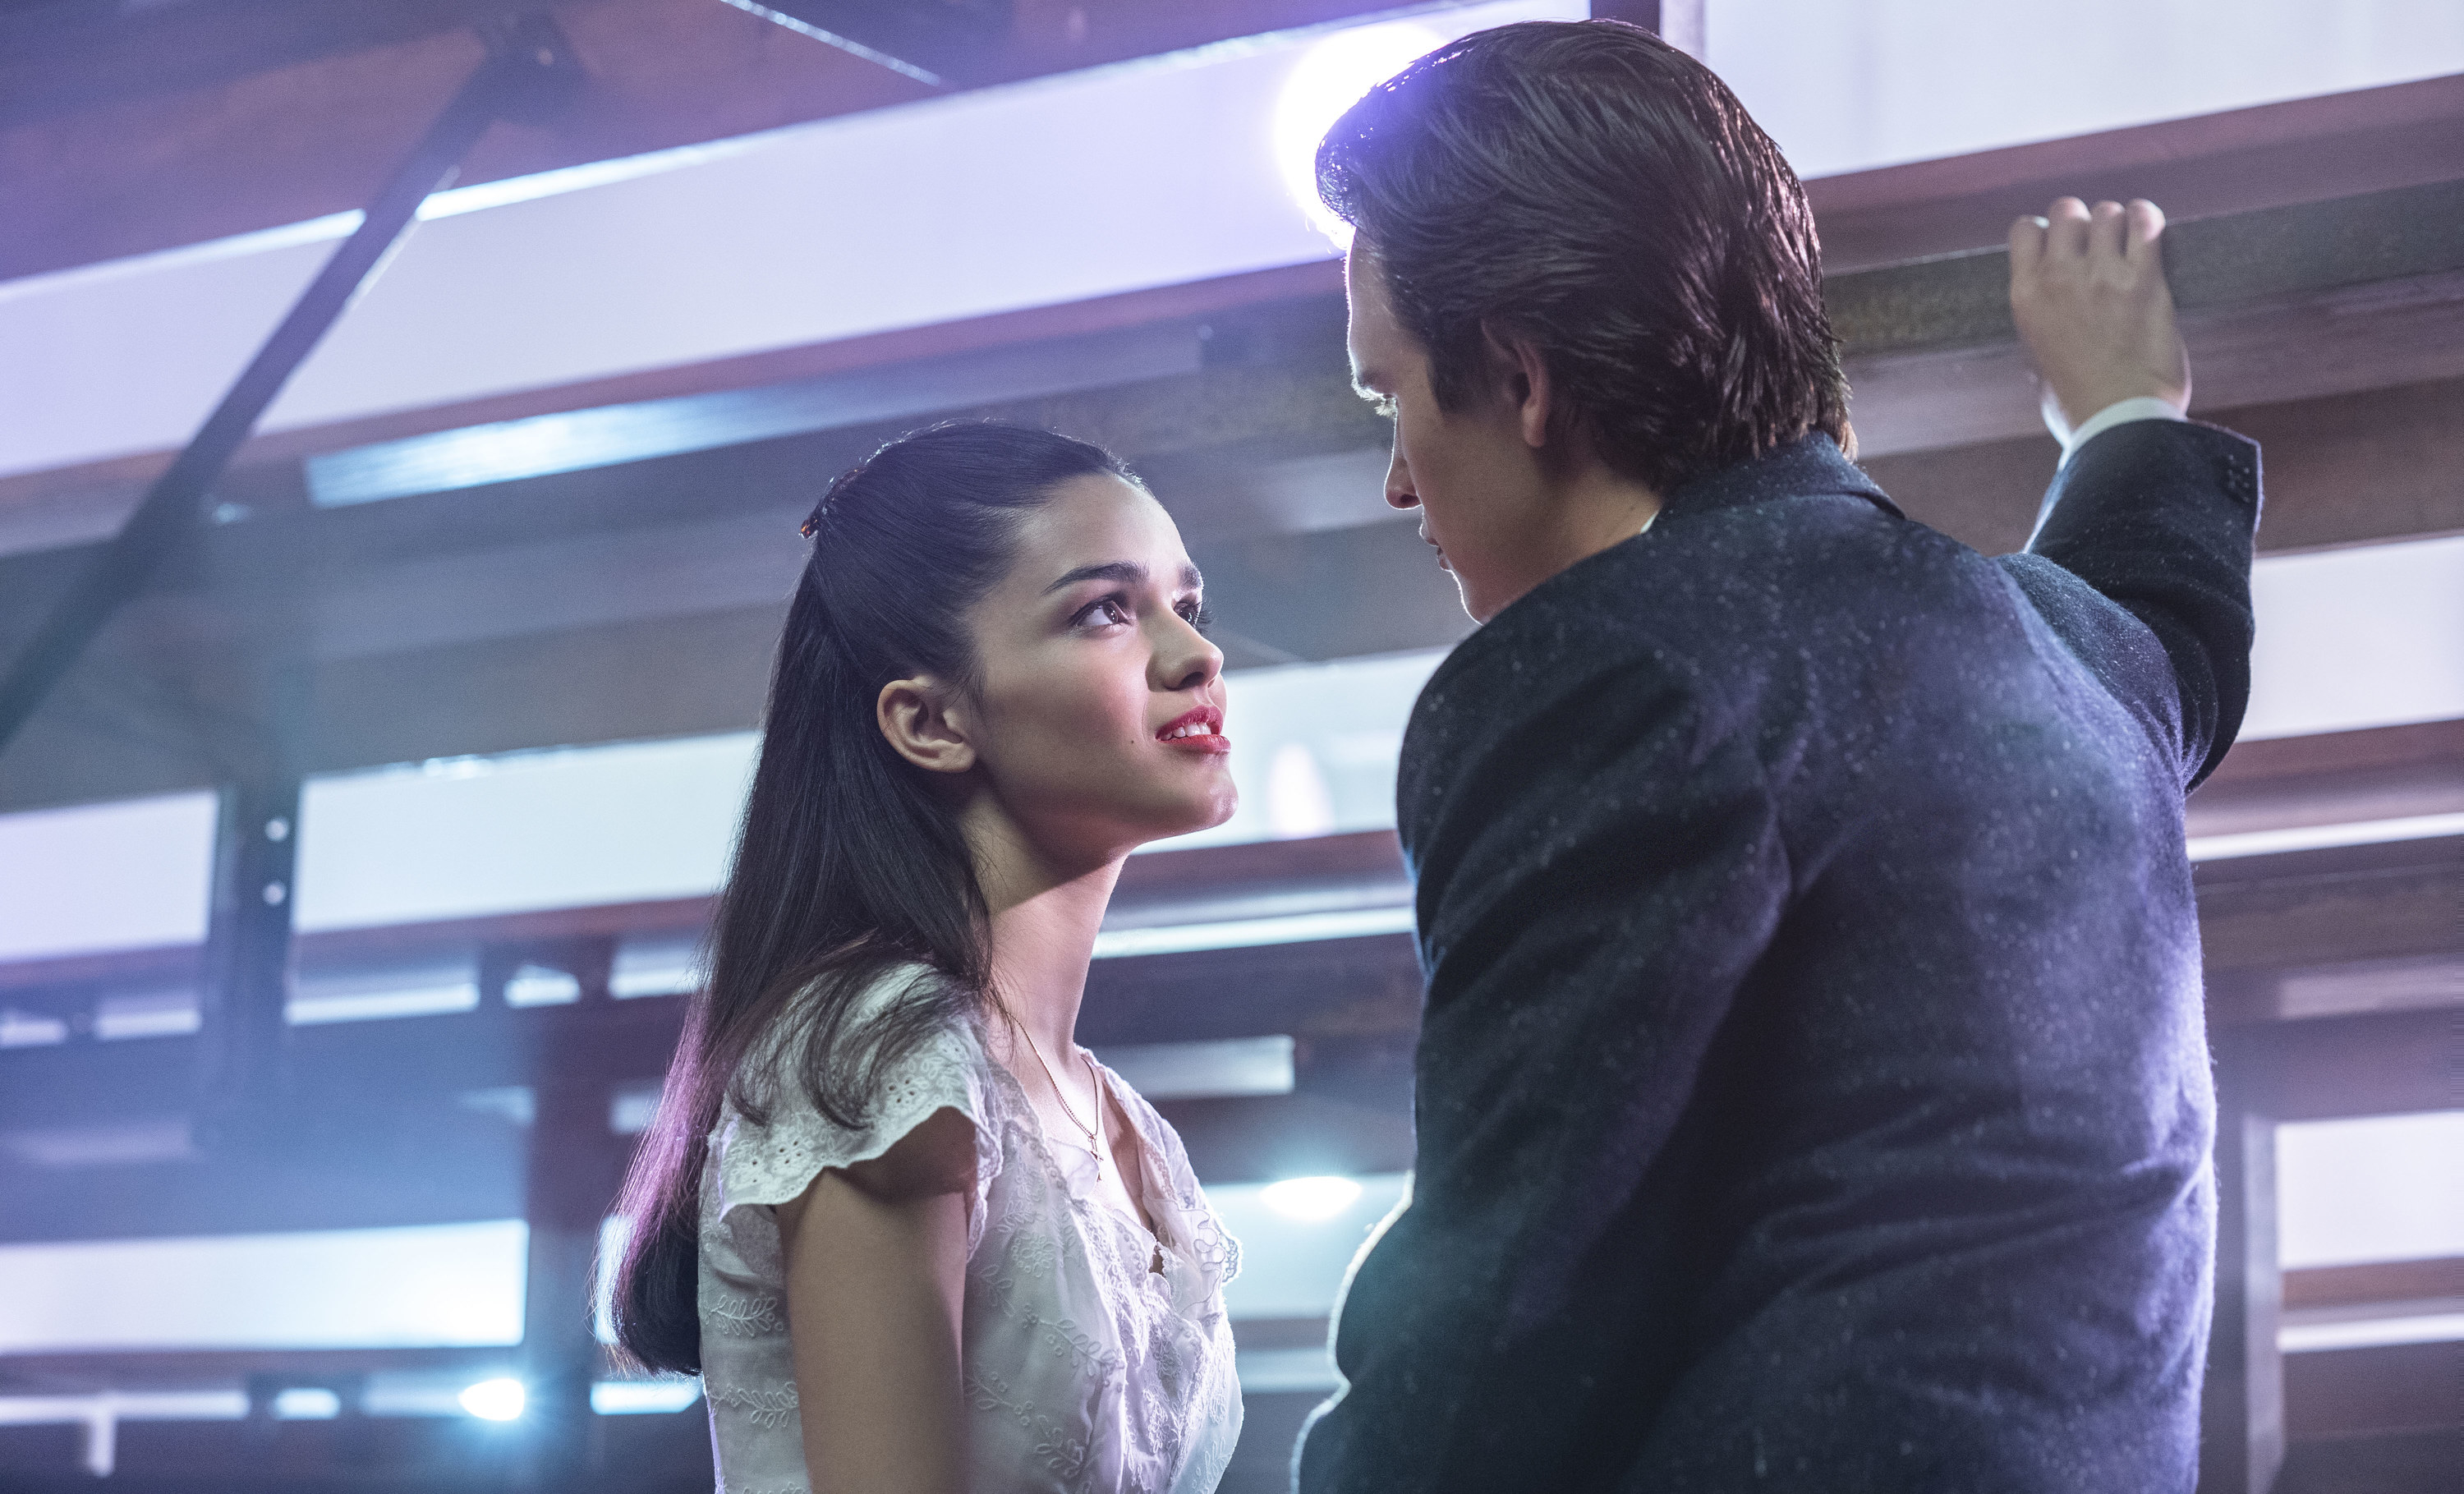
[262,882,287,906]
[264,817,290,843]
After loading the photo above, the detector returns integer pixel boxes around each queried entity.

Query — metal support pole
[2200,1029,2286,1494]
[192,690,308,1150]
[522,1076,627,1492]
[0,13,581,753]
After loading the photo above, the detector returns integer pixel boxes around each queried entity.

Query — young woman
[610,422,1244,1494]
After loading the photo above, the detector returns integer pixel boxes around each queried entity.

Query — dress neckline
[979,1036,1174,1249]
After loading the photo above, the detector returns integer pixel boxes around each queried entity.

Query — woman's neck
[967,803,1125,1060]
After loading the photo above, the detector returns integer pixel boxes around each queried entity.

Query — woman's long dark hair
[609,421,1139,1373]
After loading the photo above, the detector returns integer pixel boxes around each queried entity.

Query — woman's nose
[1158,620,1222,693]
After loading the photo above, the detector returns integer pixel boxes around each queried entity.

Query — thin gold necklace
[1013,1017,1104,1176]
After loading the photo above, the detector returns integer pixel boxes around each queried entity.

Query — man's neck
[1556,462,1664,559]
[1489,462,1664,619]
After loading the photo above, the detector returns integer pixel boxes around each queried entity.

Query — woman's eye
[1178,600,1212,632]
[1077,597,1131,628]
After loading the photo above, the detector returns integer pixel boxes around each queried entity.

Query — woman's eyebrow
[1043,561,1147,595]
[1041,561,1204,595]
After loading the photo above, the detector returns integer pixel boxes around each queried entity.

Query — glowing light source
[1261,1175,1364,1221]
[1266,742,1338,839]
[1271,21,1444,246]
[1089,905,1413,960]
[591,1379,705,1415]
[457,1378,526,1422]
[271,1387,342,1420]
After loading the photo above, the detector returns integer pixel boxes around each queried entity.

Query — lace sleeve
[712,965,1003,1252]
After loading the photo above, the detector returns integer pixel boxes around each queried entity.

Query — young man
[1294,21,2259,1493]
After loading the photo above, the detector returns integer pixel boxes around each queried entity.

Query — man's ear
[1482,323,1556,450]
[877,677,976,775]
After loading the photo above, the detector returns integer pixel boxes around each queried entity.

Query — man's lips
[1421,525,1450,572]
[1156,704,1229,753]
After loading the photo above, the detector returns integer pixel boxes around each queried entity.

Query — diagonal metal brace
[0,13,583,752]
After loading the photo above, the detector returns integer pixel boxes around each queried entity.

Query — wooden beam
[2283,1340,2464,1440]
[2198,835,2464,982]
[1863,374,2464,562]
[0,0,1410,283]
[2284,1256,2464,1310]
[2278,1428,2464,1487]
[2190,719,2464,839]
[0,1400,717,1492]
[1806,71,2464,273]
[1827,181,2464,356]
[2229,1006,2464,1122]
[17,77,2464,526]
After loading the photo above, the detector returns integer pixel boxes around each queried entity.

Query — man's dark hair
[1317,19,1850,494]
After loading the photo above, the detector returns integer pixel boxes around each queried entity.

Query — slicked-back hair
[1317,19,1850,494]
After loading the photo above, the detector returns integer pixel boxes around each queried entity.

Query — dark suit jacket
[1295,421,2262,1492]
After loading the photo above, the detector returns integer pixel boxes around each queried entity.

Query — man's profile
[1296,21,2259,1492]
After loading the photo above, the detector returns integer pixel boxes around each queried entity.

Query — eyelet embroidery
[698,967,1242,1492]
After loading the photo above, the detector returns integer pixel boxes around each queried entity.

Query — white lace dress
[697,966,1244,1493]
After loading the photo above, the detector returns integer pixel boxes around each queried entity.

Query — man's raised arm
[2006,197,2262,788]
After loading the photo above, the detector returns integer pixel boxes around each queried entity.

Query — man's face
[1345,245,1552,623]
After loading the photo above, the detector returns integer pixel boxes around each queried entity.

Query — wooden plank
[2277,1429,2464,1492]
[1860,375,2464,562]
[0,0,1402,283]
[1842,266,2464,459]
[1806,72,2464,273]
[2283,1340,2464,1439]
[2198,836,2464,978]
[0,1404,717,1491]
[2285,1257,2464,1310]
[2190,718,2464,839]
[1828,180,2464,355]
[2236,1007,2464,1122]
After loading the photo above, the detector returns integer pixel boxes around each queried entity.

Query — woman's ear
[877,677,977,774]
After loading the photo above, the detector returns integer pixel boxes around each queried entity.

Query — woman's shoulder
[738,960,983,1092]
[710,960,1001,1219]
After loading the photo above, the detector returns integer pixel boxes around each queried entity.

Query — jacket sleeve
[1298,642,1789,1493]
[2007,417,2262,790]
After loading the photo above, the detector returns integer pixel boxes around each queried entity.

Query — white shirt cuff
[2055,395,2186,466]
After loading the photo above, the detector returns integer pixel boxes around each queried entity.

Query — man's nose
[1384,439,1418,509]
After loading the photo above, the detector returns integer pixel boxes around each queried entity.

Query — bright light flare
[1272,22,1444,246]
[457,1377,526,1421]
[1262,1175,1364,1221]
[271,1386,341,1420]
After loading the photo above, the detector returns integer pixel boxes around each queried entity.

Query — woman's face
[953,473,1234,863]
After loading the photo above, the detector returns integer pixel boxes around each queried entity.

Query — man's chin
[1452,572,1496,625]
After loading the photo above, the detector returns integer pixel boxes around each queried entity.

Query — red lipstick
[1156,705,1229,754]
